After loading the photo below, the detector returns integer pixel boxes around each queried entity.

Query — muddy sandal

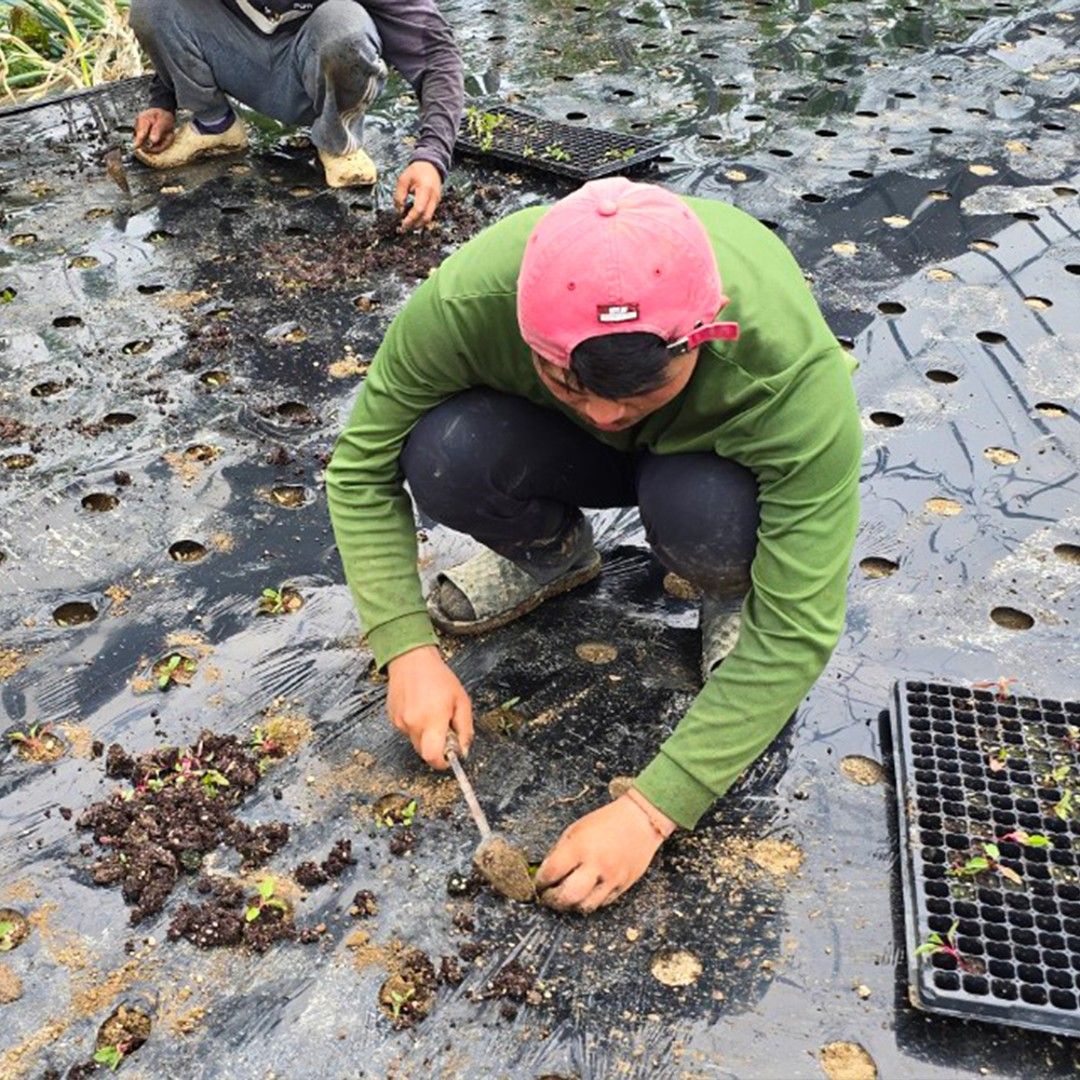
[428,545,601,636]
[701,596,743,680]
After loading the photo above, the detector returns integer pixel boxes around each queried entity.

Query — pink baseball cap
[517,177,739,368]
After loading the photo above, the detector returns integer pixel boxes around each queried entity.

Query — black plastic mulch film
[893,680,1080,1036]
[455,105,667,180]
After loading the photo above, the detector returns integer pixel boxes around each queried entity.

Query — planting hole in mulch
[200,370,230,389]
[649,948,703,987]
[136,283,166,294]
[168,539,207,563]
[925,497,962,516]
[53,601,97,626]
[1035,402,1069,418]
[1024,296,1052,310]
[983,447,1020,466]
[840,755,885,785]
[276,401,315,424]
[102,412,137,428]
[30,380,64,397]
[257,586,304,615]
[8,723,66,763]
[926,369,959,384]
[878,301,906,315]
[11,233,37,246]
[184,444,220,464]
[82,492,118,512]
[378,949,438,1028]
[575,642,618,664]
[52,315,83,328]
[94,1004,152,1070]
[990,606,1034,630]
[3,454,35,470]
[0,910,30,952]
[153,651,198,688]
[122,339,153,355]
[976,330,1008,345]
[268,485,307,508]
[69,255,100,269]
[145,230,174,243]
[869,411,903,428]
[859,557,898,578]
[1053,543,1080,564]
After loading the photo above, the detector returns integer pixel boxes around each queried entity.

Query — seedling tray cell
[455,105,667,181]
[892,680,1080,1036]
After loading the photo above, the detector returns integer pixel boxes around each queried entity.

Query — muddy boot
[318,146,377,188]
[700,595,743,680]
[428,515,601,635]
[134,117,248,169]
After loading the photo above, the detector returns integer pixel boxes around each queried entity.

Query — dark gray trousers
[130,0,387,154]
[401,390,761,598]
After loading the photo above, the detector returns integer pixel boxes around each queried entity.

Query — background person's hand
[133,109,176,154]
[386,644,473,769]
[534,792,675,913]
[394,160,443,231]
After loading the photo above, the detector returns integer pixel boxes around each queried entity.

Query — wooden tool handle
[445,731,492,840]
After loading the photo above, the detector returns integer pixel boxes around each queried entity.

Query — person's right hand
[133,109,176,154]
[386,644,473,770]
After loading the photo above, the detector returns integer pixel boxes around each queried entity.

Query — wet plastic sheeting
[1,0,1079,1077]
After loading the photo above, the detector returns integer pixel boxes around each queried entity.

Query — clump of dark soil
[293,837,354,888]
[262,188,492,290]
[0,415,31,446]
[378,948,438,1028]
[482,960,538,1021]
[438,955,464,986]
[388,830,416,857]
[168,874,299,953]
[350,889,378,917]
[78,732,288,923]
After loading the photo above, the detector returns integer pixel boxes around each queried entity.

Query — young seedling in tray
[465,106,506,152]
[949,841,1023,885]
[914,918,980,972]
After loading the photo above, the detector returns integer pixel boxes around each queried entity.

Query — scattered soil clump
[78,732,288,923]
[350,890,378,917]
[0,963,21,1003]
[650,948,703,987]
[168,874,298,953]
[820,1041,878,1080]
[294,837,354,888]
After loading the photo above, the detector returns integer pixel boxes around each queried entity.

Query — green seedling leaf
[0,289,16,304]
[1025,834,1050,847]
[245,905,261,922]
[401,799,418,827]
[1053,763,1071,783]
[265,898,288,913]
[0,919,17,950]
[7,732,27,743]
[500,696,521,710]
[983,843,1001,861]
[257,878,275,900]
[93,1045,124,1071]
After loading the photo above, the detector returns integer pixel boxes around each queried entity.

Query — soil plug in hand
[103,148,130,196]
[386,645,472,769]
[535,790,675,914]
[394,161,443,232]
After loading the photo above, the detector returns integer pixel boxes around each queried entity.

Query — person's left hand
[535,792,676,913]
[394,161,443,231]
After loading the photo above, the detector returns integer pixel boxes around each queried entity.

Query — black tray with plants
[455,104,667,181]
[891,679,1080,1036]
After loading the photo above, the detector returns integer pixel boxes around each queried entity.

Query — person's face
[531,348,700,433]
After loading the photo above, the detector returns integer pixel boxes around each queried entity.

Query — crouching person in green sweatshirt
[326,178,862,912]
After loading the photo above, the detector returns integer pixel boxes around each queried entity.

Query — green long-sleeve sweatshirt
[326,196,862,830]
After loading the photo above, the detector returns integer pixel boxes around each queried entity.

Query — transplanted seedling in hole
[949,841,1022,884]
[93,1044,128,1071]
[7,722,61,759]
[257,586,303,615]
[245,877,289,922]
[0,918,20,951]
[1054,789,1075,822]
[388,985,415,1020]
[379,798,418,828]
[157,653,196,690]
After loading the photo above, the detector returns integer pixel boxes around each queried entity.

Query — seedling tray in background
[455,105,667,181]
[891,680,1080,1036]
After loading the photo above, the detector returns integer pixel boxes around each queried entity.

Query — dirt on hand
[473,834,535,902]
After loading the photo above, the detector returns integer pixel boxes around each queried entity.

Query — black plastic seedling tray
[892,680,1080,1036]
[455,104,667,180]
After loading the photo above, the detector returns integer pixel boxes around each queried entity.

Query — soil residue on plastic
[77,732,289,923]
[820,1041,878,1080]
[0,962,22,1004]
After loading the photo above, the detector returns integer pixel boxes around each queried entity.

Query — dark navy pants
[401,390,760,597]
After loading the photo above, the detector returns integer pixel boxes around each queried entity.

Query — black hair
[568,332,670,400]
